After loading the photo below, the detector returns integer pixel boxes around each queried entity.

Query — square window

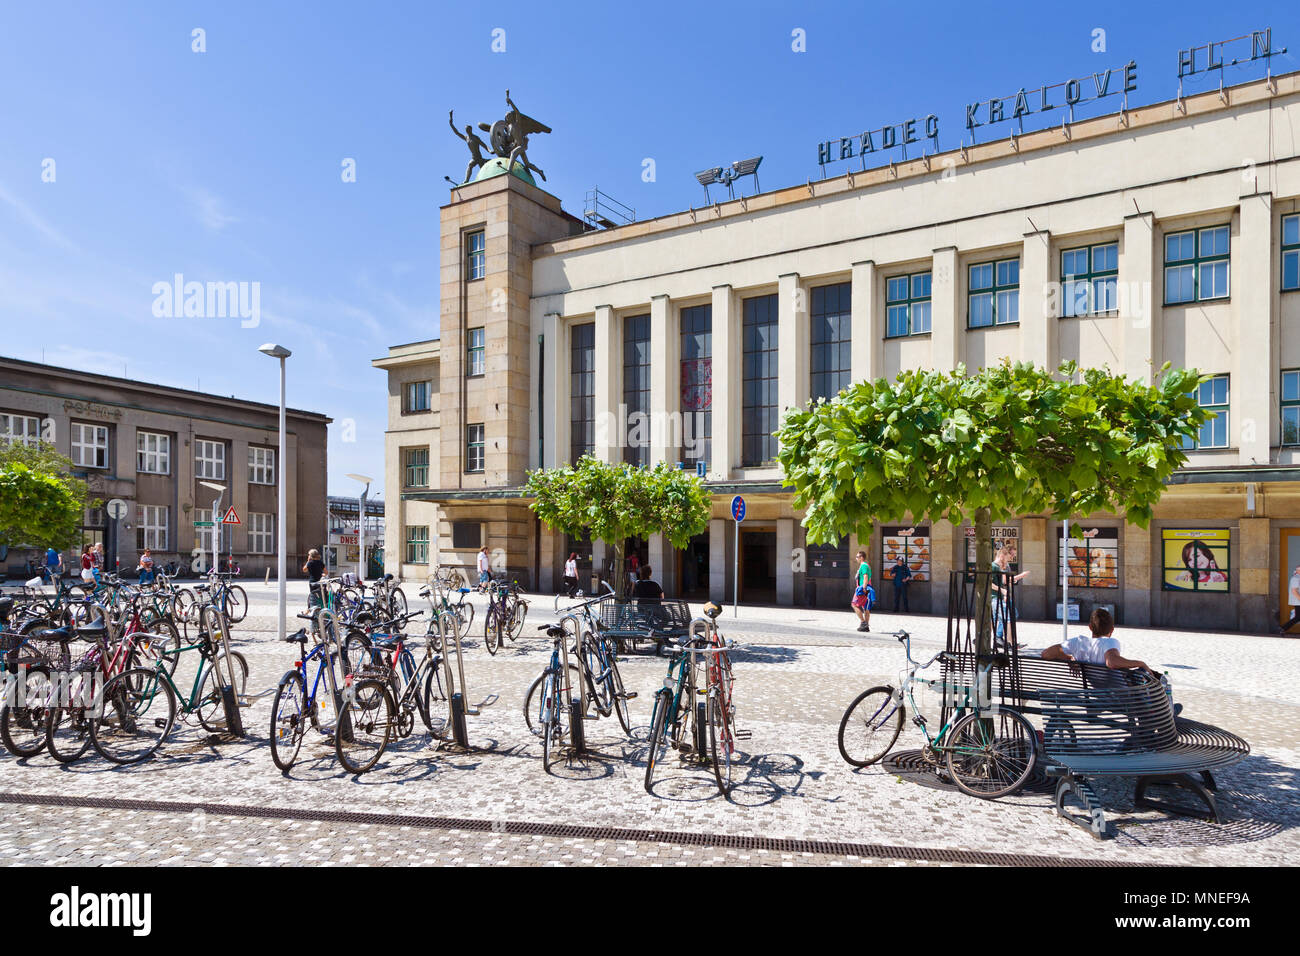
[1166,231,1195,263]
[71,422,109,469]
[970,263,993,290]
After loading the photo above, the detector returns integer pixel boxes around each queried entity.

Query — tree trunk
[611,539,626,600]
[973,507,994,658]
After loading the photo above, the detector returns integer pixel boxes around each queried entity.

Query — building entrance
[741,529,776,604]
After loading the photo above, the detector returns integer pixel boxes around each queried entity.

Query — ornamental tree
[0,461,85,552]
[525,456,712,599]
[775,360,1210,651]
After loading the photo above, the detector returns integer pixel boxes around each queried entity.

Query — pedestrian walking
[43,545,64,584]
[137,548,156,586]
[79,544,95,588]
[1280,565,1300,635]
[303,548,326,608]
[477,546,491,587]
[852,549,873,632]
[890,555,912,612]
[991,543,1028,648]
[562,552,580,597]
[91,542,105,584]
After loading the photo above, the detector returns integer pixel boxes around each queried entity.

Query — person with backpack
[852,549,873,632]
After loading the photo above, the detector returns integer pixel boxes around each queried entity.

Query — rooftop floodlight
[694,157,763,202]
[258,343,292,359]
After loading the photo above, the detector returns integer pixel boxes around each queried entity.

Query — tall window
[0,413,41,446]
[1282,370,1300,445]
[570,323,595,462]
[194,509,232,555]
[405,525,430,564]
[404,447,430,487]
[466,423,485,473]
[1183,375,1230,449]
[135,504,168,551]
[466,230,486,280]
[248,446,275,485]
[247,512,274,554]
[194,439,225,479]
[1165,226,1229,304]
[71,422,109,469]
[467,327,486,377]
[886,272,932,337]
[1283,214,1299,292]
[810,282,852,401]
[680,304,712,467]
[403,380,431,413]
[742,293,779,466]
[968,258,1019,327]
[136,431,170,474]
[623,313,651,466]
[1061,242,1118,316]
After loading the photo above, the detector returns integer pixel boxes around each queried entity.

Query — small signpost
[221,507,241,525]
[731,495,746,617]
[105,499,128,570]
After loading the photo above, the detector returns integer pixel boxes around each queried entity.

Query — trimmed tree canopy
[0,461,84,550]
[775,361,1210,546]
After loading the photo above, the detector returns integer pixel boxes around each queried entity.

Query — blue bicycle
[268,610,355,772]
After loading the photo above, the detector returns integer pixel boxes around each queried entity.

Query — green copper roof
[471,157,537,186]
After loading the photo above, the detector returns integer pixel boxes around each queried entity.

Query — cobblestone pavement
[1,582,1295,866]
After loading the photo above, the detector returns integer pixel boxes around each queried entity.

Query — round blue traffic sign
[731,495,746,522]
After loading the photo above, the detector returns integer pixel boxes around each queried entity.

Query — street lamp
[199,480,226,578]
[346,473,374,584]
[259,343,292,646]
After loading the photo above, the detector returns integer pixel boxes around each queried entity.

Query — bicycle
[836,629,1038,799]
[419,579,474,647]
[532,622,583,774]
[194,571,247,624]
[483,578,528,655]
[269,609,363,772]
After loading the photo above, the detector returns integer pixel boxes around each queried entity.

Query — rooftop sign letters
[964,60,1137,131]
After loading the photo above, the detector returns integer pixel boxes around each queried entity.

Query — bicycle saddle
[282,628,309,643]
[458,588,471,595]
[540,624,566,638]
[703,601,722,620]
[74,619,108,639]
[31,625,72,641]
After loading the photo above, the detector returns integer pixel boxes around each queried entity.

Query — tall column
[708,517,727,603]
[1237,516,1270,632]
[541,311,564,469]
[778,273,809,415]
[593,304,619,462]
[649,294,675,465]
[710,285,738,480]
[1119,213,1157,385]
[850,260,879,383]
[776,517,795,605]
[929,520,956,616]
[1236,192,1273,465]
[930,247,961,371]
[1019,516,1047,620]
[1122,523,1151,627]
[1020,230,1053,368]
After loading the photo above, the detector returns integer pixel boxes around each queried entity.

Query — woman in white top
[562,553,580,598]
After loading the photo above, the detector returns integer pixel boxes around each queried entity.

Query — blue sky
[2,1,1297,496]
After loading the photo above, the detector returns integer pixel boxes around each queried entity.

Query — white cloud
[0,181,79,252]
[187,188,239,231]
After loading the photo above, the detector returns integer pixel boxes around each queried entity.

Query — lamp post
[346,473,374,584]
[199,480,226,577]
[259,344,292,645]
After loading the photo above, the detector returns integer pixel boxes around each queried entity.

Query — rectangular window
[467,327,486,377]
[1182,375,1230,449]
[451,521,481,550]
[248,512,274,554]
[968,258,1019,327]
[135,504,168,551]
[466,230,486,280]
[193,509,231,555]
[810,282,852,401]
[466,423,485,473]
[1161,529,1230,592]
[680,304,712,467]
[0,413,42,447]
[742,293,779,466]
[1282,370,1300,445]
[71,422,109,469]
[136,431,171,474]
[885,272,932,337]
[570,323,595,462]
[1283,214,1300,292]
[1061,242,1118,316]
[403,380,431,413]
[404,446,430,487]
[405,525,430,564]
[194,439,225,480]
[248,446,275,485]
[1164,226,1230,304]
[623,313,651,466]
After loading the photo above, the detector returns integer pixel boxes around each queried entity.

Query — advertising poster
[965,525,1019,571]
[1161,528,1230,592]
[1057,526,1119,588]
[882,526,929,582]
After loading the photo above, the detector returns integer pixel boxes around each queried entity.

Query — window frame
[135,504,168,551]
[1060,242,1119,317]
[403,446,430,488]
[247,445,276,485]
[247,512,274,554]
[451,521,481,550]
[1182,375,1230,450]
[1164,225,1230,305]
[405,525,430,564]
[1282,369,1300,446]
[885,271,933,338]
[967,257,1020,328]
[466,423,485,474]
[0,413,42,447]
[1283,214,1300,293]
[466,326,486,377]
[402,380,432,414]
[741,293,779,467]
[810,282,853,400]
[622,313,651,466]
[136,430,171,475]
[679,304,712,467]
[71,421,110,469]
[194,439,226,480]
[466,230,486,281]
[569,323,595,462]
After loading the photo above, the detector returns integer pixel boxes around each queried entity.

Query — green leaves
[775,360,1211,545]
[524,456,712,553]
[0,460,84,550]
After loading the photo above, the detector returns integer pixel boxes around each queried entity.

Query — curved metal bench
[597,598,693,652]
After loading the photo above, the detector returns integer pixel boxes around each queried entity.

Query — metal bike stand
[203,604,245,737]
[434,580,495,751]
[314,608,352,743]
[558,611,588,755]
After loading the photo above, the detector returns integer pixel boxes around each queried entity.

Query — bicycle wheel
[342,628,372,675]
[223,586,248,624]
[419,657,455,735]
[945,708,1038,799]
[0,666,53,757]
[643,689,670,793]
[608,653,632,736]
[89,667,176,764]
[172,589,198,637]
[455,601,474,637]
[541,668,572,775]
[523,663,580,737]
[269,671,307,772]
[45,671,94,763]
[837,686,904,767]
[509,601,527,641]
[335,677,394,774]
[137,618,181,679]
[483,607,499,655]
[708,688,735,797]
[196,652,249,733]
[389,588,407,617]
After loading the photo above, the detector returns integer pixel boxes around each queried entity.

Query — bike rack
[312,608,353,743]
[201,604,246,737]
[431,579,495,751]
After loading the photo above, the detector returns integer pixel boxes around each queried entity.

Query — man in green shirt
[852,550,872,632]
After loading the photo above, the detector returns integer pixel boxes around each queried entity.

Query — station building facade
[377,70,1300,633]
